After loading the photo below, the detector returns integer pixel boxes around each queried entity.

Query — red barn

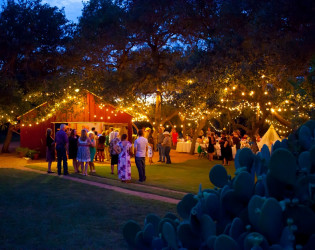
[18,91,133,157]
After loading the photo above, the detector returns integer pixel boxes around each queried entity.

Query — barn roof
[17,89,132,120]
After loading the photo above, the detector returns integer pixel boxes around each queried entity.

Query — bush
[123,120,315,249]
[15,147,29,157]
[26,149,40,159]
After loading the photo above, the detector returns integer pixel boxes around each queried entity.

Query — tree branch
[161,110,179,124]
[235,123,250,134]
[272,111,292,127]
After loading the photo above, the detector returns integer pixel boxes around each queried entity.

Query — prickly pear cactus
[123,121,315,250]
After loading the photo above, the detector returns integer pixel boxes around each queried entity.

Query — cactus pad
[269,149,297,185]
[200,214,216,240]
[177,222,202,249]
[122,220,141,248]
[229,217,244,240]
[238,148,254,171]
[209,164,229,188]
[145,213,161,237]
[177,193,198,220]
[299,125,312,150]
[258,198,283,243]
[162,222,178,250]
[233,171,255,202]
[214,234,239,250]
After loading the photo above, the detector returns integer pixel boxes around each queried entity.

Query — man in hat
[134,129,148,182]
[162,131,172,164]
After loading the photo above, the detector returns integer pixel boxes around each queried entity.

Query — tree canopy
[0,0,314,151]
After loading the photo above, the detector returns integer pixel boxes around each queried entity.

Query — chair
[197,145,208,159]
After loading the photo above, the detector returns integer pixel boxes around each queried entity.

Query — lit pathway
[0,153,181,204]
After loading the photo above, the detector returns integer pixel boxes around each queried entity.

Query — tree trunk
[132,122,139,133]
[182,122,187,139]
[179,115,186,138]
[155,89,162,126]
[190,118,206,155]
[1,124,14,153]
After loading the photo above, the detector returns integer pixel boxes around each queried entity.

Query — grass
[25,158,235,195]
[0,168,176,249]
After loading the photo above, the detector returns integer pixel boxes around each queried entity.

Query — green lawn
[0,169,176,249]
[25,158,235,194]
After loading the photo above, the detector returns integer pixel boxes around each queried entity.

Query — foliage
[25,149,40,159]
[0,0,72,125]
[15,147,29,155]
[123,120,315,249]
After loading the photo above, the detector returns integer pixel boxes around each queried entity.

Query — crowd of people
[45,123,259,182]
[45,124,164,183]
[205,128,262,166]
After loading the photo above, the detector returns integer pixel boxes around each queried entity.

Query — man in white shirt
[109,127,115,142]
[134,129,148,182]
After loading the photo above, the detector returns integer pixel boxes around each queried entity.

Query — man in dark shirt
[55,124,69,175]
[157,127,165,162]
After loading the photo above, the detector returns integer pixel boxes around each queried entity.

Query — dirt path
[0,153,182,204]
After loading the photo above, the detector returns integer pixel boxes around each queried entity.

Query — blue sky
[42,0,89,23]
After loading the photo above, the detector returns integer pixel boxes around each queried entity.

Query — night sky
[42,0,88,23]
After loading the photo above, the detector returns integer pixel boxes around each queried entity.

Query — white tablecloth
[176,142,236,158]
[176,142,200,153]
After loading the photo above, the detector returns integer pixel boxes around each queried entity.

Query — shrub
[123,120,315,249]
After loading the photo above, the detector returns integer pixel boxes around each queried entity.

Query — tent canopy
[258,125,281,150]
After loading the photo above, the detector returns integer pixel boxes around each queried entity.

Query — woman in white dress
[77,130,91,176]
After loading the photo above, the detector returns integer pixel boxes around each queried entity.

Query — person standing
[162,131,172,164]
[157,127,165,162]
[208,132,216,161]
[77,129,91,176]
[55,124,69,175]
[104,130,110,161]
[224,135,233,166]
[88,132,96,173]
[148,129,154,146]
[68,129,79,173]
[171,128,178,149]
[144,127,151,139]
[118,134,132,182]
[94,131,99,161]
[109,132,121,174]
[46,128,55,173]
[219,133,227,165]
[134,129,148,182]
[232,131,241,150]
[97,131,106,162]
[147,142,154,165]
[206,127,211,138]
[109,127,115,143]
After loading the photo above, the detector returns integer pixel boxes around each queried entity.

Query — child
[148,142,154,165]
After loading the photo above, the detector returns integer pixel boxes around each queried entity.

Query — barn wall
[19,92,133,157]
[20,118,55,157]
